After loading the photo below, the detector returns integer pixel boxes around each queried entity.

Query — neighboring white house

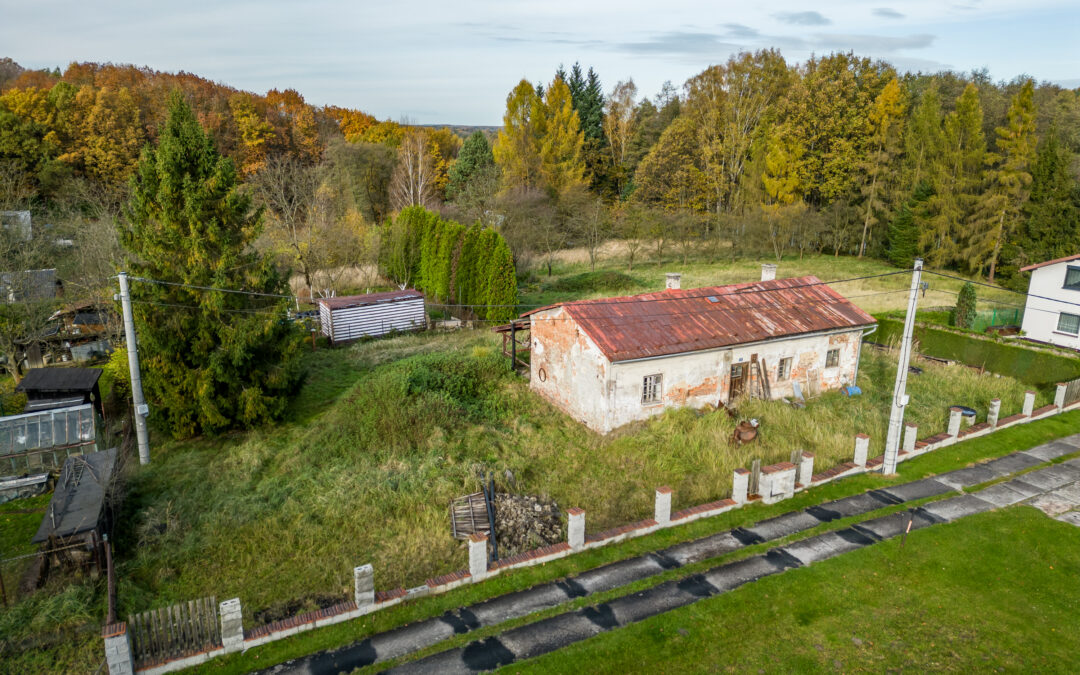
[317,290,426,343]
[1019,253,1080,350]
[522,271,876,434]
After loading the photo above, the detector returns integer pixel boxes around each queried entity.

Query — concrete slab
[496,611,605,661]
[878,478,953,503]
[975,483,1033,508]
[1022,441,1080,462]
[1055,511,1080,527]
[781,530,870,565]
[980,452,1044,475]
[919,494,995,522]
[998,479,1043,499]
[664,531,742,566]
[370,617,457,663]
[390,644,478,675]
[571,556,666,595]
[467,582,575,626]
[744,511,824,542]
[936,465,999,490]
[1058,433,1080,449]
[1015,465,1080,492]
[606,577,715,626]
[854,509,938,540]
[806,492,891,522]
[701,555,783,592]
[1062,458,1080,471]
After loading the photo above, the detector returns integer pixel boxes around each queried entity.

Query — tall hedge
[380,208,517,322]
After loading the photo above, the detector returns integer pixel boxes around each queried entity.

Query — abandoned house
[317,289,426,343]
[522,271,876,433]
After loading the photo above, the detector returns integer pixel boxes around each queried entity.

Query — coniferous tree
[120,91,301,438]
[446,131,494,200]
[954,282,977,329]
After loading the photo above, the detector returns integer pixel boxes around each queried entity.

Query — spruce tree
[446,131,494,200]
[120,91,301,438]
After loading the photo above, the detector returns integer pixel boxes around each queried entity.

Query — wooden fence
[129,596,220,667]
[1064,377,1080,407]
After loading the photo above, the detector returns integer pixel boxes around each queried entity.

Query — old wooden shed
[317,290,426,344]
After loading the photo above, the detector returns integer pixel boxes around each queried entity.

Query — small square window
[642,374,663,404]
[825,348,840,368]
[1064,267,1080,291]
[777,357,792,381]
[1058,313,1080,336]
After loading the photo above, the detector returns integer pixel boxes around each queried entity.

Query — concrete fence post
[654,486,672,525]
[798,452,814,486]
[853,434,870,467]
[903,423,917,453]
[732,468,749,504]
[988,398,1001,428]
[468,533,488,579]
[947,407,963,437]
[354,564,374,610]
[103,622,134,675]
[1055,383,1067,409]
[1023,391,1037,417]
[219,598,244,654]
[567,507,585,550]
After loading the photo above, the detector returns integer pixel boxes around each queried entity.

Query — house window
[1065,267,1080,291]
[777,357,792,380]
[825,348,840,368]
[1058,313,1080,336]
[642,374,663,404]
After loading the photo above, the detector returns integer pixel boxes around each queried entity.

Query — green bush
[954,282,977,329]
[874,317,1080,386]
[544,270,642,294]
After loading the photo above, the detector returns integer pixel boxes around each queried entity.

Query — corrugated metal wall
[324,298,426,342]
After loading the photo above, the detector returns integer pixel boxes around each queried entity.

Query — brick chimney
[761,264,777,282]
[665,273,681,290]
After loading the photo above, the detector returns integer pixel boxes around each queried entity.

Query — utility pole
[117,272,151,465]
[882,259,923,474]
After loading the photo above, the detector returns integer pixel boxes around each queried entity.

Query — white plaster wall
[529,307,611,430]
[1022,262,1080,349]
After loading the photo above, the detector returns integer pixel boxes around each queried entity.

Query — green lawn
[506,506,1080,673]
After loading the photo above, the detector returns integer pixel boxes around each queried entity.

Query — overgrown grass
[507,506,1080,673]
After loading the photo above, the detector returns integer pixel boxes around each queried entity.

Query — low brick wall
[113,391,1080,675]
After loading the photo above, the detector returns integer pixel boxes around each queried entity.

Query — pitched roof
[524,276,875,362]
[317,290,423,310]
[1019,253,1080,272]
[16,366,102,394]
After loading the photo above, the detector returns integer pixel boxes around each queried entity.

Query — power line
[921,269,1080,312]
[128,276,294,299]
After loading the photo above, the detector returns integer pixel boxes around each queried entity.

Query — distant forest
[1,53,1078,297]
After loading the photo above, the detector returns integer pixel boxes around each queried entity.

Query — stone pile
[493,493,563,556]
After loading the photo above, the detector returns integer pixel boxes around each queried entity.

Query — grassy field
[517,254,1020,316]
[506,506,1080,673]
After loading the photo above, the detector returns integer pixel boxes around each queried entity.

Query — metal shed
[318,290,426,344]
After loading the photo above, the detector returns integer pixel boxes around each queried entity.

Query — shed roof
[32,448,116,543]
[318,290,423,310]
[16,367,102,394]
[524,275,875,362]
[1019,253,1080,272]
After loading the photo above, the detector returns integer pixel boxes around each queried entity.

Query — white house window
[642,374,662,404]
[777,357,792,380]
[1065,266,1080,291]
[1058,313,1080,336]
[825,348,840,368]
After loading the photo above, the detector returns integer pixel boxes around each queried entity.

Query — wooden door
[729,362,746,400]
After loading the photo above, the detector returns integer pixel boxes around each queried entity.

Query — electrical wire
[921,269,1080,312]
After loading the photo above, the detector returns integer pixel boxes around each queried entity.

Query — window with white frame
[825,348,840,368]
[1064,266,1080,291]
[1058,312,1080,336]
[642,374,662,404]
[777,357,792,380]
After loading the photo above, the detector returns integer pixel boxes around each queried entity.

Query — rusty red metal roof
[1019,253,1080,272]
[318,290,423,310]
[524,276,875,362]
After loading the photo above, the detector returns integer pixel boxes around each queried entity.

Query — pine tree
[119,91,301,438]
[446,131,494,200]
[966,80,1036,280]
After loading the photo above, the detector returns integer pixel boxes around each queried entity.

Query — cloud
[616,32,742,56]
[775,11,831,26]
[721,23,759,38]
[873,8,905,19]
[815,33,935,52]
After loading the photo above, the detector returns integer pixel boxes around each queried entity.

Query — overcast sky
[2,0,1077,125]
